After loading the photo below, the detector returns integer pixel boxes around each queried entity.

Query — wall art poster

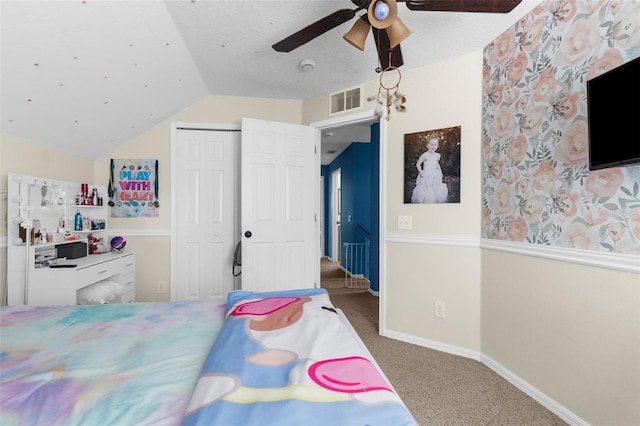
[108,158,159,217]
[404,126,461,204]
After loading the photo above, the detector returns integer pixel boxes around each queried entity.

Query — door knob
[244,231,252,238]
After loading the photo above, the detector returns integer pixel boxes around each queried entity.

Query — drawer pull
[97,269,108,274]
[125,263,133,267]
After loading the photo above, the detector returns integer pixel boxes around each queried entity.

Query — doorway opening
[313,110,384,322]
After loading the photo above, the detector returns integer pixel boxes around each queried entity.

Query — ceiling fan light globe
[386,17,411,48]
[368,0,398,29]
[374,2,389,20]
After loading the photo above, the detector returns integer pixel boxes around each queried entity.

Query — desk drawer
[120,272,135,294]
[120,255,135,274]
[76,261,120,288]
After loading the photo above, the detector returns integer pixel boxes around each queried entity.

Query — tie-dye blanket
[1,300,226,426]
[183,288,418,426]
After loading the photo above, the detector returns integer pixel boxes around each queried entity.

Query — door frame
[310,109,387,336]
[170,122,240,301]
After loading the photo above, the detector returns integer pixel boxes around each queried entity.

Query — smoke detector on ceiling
[298,59,315,72]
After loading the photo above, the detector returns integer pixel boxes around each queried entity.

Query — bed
[1,288,417,425]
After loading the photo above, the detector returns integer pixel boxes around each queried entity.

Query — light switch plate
[398,215,412,230]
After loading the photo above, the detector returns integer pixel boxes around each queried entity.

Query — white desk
[28,252,135,305]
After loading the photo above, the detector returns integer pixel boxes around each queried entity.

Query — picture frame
[404,126,461,204]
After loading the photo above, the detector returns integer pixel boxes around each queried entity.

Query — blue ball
[110,236,126,251]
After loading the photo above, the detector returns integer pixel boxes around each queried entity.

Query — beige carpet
[320,259,567,426]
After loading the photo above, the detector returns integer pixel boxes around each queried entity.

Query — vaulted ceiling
[1,0,540,160]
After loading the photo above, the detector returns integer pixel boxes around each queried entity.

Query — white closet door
[174,128,238,300]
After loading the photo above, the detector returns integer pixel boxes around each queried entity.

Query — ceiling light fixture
[343,0,411,52]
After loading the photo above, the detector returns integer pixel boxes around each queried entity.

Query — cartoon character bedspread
[0,300,226,426]
[183,288,418,426]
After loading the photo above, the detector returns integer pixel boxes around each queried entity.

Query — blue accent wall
[321,122,380,292]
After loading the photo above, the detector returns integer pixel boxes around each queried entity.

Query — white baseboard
[382,328,482,361]
[382,327,587,426]
[481,354,587,426]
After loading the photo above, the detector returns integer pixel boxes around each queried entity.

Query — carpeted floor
[320,258,567,426]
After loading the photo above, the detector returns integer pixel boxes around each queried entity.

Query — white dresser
[27,252,135,306]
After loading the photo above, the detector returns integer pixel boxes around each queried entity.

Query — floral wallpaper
[481,0,640,254]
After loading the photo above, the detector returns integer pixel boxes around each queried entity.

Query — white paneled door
[240,118,319,292]
[174,128,239,300]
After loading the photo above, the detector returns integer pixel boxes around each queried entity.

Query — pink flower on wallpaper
[555,119,588,165]
[492,182,517,216]
[558,222,599,249]
[553,92,580,120]
[585,168,624,198]
[558,191,579,217]
[584,206,609,226]
[532,68,558,102]
[586,49,625,80]
[507,217,529,242]
[490,28,517,65]
[522,193,548,222]
[490,105,517,140]
[521,105,547,137]
[532,159,557,193]
[629,208,640,240]
[506,52,528,81]
[613,3,640,48]
[555,16,599,65]
[520,17,546,53]
[607,222,626,242]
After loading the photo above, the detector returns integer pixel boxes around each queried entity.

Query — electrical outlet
[157,281,166,294]
[398,215,412,230]
[434,301,446,319]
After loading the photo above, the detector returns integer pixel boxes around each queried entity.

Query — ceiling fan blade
[403,0,522,13]
[372,28,404,69]
[272,8,360,52]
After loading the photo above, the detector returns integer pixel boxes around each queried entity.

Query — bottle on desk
[74,210,83,231]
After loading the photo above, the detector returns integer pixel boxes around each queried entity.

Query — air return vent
[330,86,362,115]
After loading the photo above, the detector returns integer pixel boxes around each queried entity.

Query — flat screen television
[587,55,640,171]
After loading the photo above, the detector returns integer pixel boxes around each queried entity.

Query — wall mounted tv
[587,55,640,171]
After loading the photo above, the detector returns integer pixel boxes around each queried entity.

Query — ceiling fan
[272,0,522,70]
